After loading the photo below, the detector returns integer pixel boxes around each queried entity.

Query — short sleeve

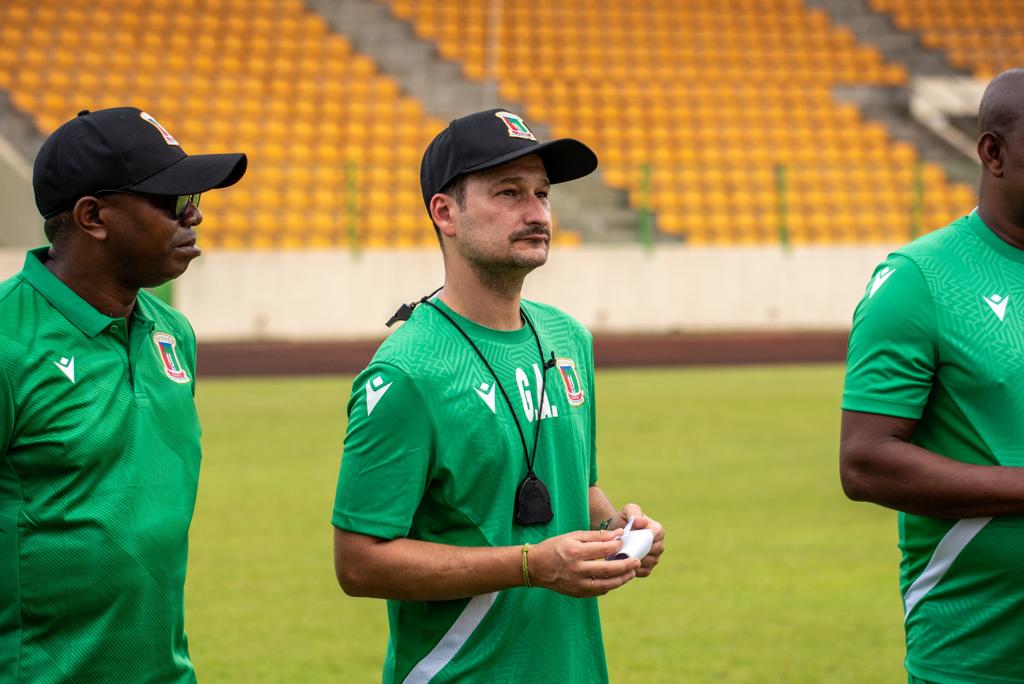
[842,255,938,419]
[332,363,435,539]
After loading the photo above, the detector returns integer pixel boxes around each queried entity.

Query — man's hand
[607,503,664,578]
[529,530,640,598]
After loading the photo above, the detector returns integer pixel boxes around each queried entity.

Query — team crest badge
[139,111,180,146]
[152,332,190,383]
[495,111,537,141]
[556,358,585,407]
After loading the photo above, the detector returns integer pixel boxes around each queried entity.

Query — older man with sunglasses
[0,107,246,682]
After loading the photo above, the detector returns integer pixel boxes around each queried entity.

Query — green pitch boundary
[195,331,849,377]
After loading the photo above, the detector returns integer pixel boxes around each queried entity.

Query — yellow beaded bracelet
[521,543,532,588]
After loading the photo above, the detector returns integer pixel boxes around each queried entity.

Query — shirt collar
[967,209,1024,265]
[20,247,117,337]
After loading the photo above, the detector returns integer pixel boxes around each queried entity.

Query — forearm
[588,486,616,530]
[842,438,1024,518]
[335,530,524,601]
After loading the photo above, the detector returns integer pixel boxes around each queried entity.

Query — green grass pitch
[186,364,904,683]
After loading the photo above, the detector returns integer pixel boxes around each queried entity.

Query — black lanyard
[387,289,556,525]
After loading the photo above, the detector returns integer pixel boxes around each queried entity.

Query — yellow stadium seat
[4,0,983,249]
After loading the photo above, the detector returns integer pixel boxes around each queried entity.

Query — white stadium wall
[0,137,42,248]
[0,245,895,341]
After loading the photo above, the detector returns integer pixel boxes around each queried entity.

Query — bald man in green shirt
[0,108,245,682]
[841,69,1024,684]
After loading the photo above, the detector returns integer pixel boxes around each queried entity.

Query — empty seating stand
[387,0,977,245]
[0,0,463,250]
[872,0,1024,80]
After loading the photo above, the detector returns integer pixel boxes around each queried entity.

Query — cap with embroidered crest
[32,107,247,218]
[419,108,598,210]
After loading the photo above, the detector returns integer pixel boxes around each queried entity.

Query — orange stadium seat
[381,0,973,245]
[0,0,975,248]
[0,0,447,250]
[871,0,1024,79]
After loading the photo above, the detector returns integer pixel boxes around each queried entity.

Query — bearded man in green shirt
[841,69,1024,684]
[0,107,246,682]
[333,110,666,683]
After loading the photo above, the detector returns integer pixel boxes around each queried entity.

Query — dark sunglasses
[171,193,201,218]
[95,191,201,219]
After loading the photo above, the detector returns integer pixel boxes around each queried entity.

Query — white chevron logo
[869,266,894,298]
[983,294,1009,322]
[474,382,496,414]
[365,375,393,415]
[54,356,75,383]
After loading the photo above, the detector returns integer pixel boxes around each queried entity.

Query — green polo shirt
[334,297,605,683]
[843,211,1024,683]
[0,248,200,683]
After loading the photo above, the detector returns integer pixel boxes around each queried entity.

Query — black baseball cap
[420,108,598,210]
[33,107,248,218]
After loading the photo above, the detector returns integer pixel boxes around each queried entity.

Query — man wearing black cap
[0,107,246,682]
[332,109,664,683]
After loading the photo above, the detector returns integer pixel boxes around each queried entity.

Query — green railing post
[637,162,654,251]
[775,163,790,249]
[346,161,361,259]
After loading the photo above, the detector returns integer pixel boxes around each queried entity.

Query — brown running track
[196,331,849,377]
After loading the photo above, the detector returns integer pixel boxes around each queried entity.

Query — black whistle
[385,302,415,327]
[386,286,445,328]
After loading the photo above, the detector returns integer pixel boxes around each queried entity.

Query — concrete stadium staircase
[804,0,981,185]
[305,0,642,242]
[0,91,44,246]
[804,0,958,75]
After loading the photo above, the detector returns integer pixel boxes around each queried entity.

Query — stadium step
[832,84,980,186]
[0,89,43,245]
[307,0,643,243]
[806,0,980,186]
[804,0,963,76]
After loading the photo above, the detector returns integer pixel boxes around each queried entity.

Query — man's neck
[978,196,1024,250]
[45,249,137,319]
[439,262,526,331]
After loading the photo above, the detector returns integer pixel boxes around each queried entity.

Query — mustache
[509,226,550,241]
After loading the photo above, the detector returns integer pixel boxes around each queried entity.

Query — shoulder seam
[363,360,438,478]
[366,360,438,431]
[889,253,941,363]
[0,274,26,308]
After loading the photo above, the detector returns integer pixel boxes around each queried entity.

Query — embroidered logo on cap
[495,111,537,141]
[139,111,180,146]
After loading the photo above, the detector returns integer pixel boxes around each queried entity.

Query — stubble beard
[457,222,549,299]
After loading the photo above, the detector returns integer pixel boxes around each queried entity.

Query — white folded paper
[606,516,654,561]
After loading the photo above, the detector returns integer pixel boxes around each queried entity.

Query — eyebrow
[491,175,551,186]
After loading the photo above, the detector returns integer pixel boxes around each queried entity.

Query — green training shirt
[843,211,1024,684]
[333,297,606,683]
[0,248,200,683]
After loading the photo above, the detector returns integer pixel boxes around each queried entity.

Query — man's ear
[72,196,109,241]
[978,131,1005,178]
[430,193,458,239]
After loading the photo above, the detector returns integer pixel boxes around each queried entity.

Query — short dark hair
[440,175,466,208]
[429,175,467,245]
[43,209,74,246]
